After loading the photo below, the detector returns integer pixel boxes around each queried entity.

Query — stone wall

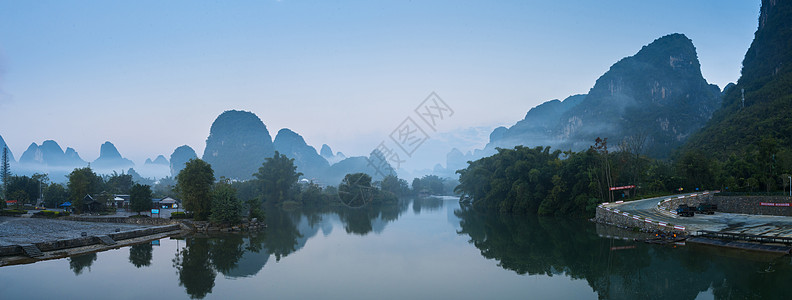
[656,193,713,212]
[595,205,685,233]
[711,196,792,216]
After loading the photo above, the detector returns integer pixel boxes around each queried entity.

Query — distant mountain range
[446,33,723,172]
[9,16,785,186]
[201,110,393,184]
[2,109,392,185]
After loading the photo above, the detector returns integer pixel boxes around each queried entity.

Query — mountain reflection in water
[2,197,791,299]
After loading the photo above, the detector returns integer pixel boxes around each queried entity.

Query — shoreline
[0,228,186,267]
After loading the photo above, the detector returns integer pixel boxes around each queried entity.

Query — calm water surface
[1,197,791,299]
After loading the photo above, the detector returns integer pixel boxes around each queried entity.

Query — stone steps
[20,244,43,257]
[96,235,116,245]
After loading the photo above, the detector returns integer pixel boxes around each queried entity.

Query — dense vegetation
[455,135,792,217]
[680,0,792,178]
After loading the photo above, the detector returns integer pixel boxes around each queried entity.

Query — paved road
[606,193,792,237]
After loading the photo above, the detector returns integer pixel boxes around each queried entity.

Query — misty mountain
[556,33,721,157]
[92,141,135,172]
[320,144,346,164]
[321,150,396,186]
[11,140,88,183]
[488,94,586,150]
[18,140,87,167]
[170,145,198,177]
[0,134,14,162]
[145,155,169,165]
[203,110,275,180]
[137,154,170,179]
[200,110,392,185]
[273,128,330,180]
[681,0,792,158]
[447,33,722,171]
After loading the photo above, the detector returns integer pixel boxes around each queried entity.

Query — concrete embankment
[0,216,190,266]
[595,192,792,254]
[595,200,689,233]
[0,224,182,258]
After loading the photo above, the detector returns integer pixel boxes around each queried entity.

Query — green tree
[43,183,69,208]
[412,175,445,195]
[210,181,242,224]
[6,175,41,207]
[67,167,103,214]
[177,158,215,221]
[105,172,134,194]
[675,150,716,190]
[230,180,263,219]
[253,151,302,204]
[338,173,373,207]
[9,189,29,209]
[130,183,153,215]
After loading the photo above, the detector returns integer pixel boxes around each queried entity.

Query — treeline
[0,169,160,211]
[1,148,456,222]
[455,136,792,217]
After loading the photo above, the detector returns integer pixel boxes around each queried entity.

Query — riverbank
[0,216,186,266]
[595,192,792,254]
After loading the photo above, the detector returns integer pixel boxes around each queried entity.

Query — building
[153,197,180,209]
[112,195,130,208]
[83,194,104,212]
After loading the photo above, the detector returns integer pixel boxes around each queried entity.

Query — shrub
[1,209,27,216]
[170,211,189,219]
[33,210,70,218]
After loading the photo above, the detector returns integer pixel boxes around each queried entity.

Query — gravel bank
[0,217,151,246]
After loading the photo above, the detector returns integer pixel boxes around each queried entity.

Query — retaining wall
[657,193,714,212]
[0,224,182,257]
[63,216,181,226]
[595,202,686,233]
[711,196,792,216]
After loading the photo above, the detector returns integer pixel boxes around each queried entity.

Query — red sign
[760,202,792,207]
[609,185,636,191]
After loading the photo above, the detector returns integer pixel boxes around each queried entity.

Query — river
[1,197,790,299]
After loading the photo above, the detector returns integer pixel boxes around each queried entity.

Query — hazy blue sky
[0,1,760,168]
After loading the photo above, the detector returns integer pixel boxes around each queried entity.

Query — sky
[0,0,761,171]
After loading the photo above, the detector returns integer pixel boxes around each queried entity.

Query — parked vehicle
[696,203,717,215]
[676,204,696,217]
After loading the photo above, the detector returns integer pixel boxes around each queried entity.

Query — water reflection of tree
[412,197,443,214]
[263,207,302,261]
[453,206,792,299]
[335,199,409,235]
[173,238,216,299]
[209,235,245,274]
[167,198,415,299]
[68,253,97,275]
[129,242,153,268]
